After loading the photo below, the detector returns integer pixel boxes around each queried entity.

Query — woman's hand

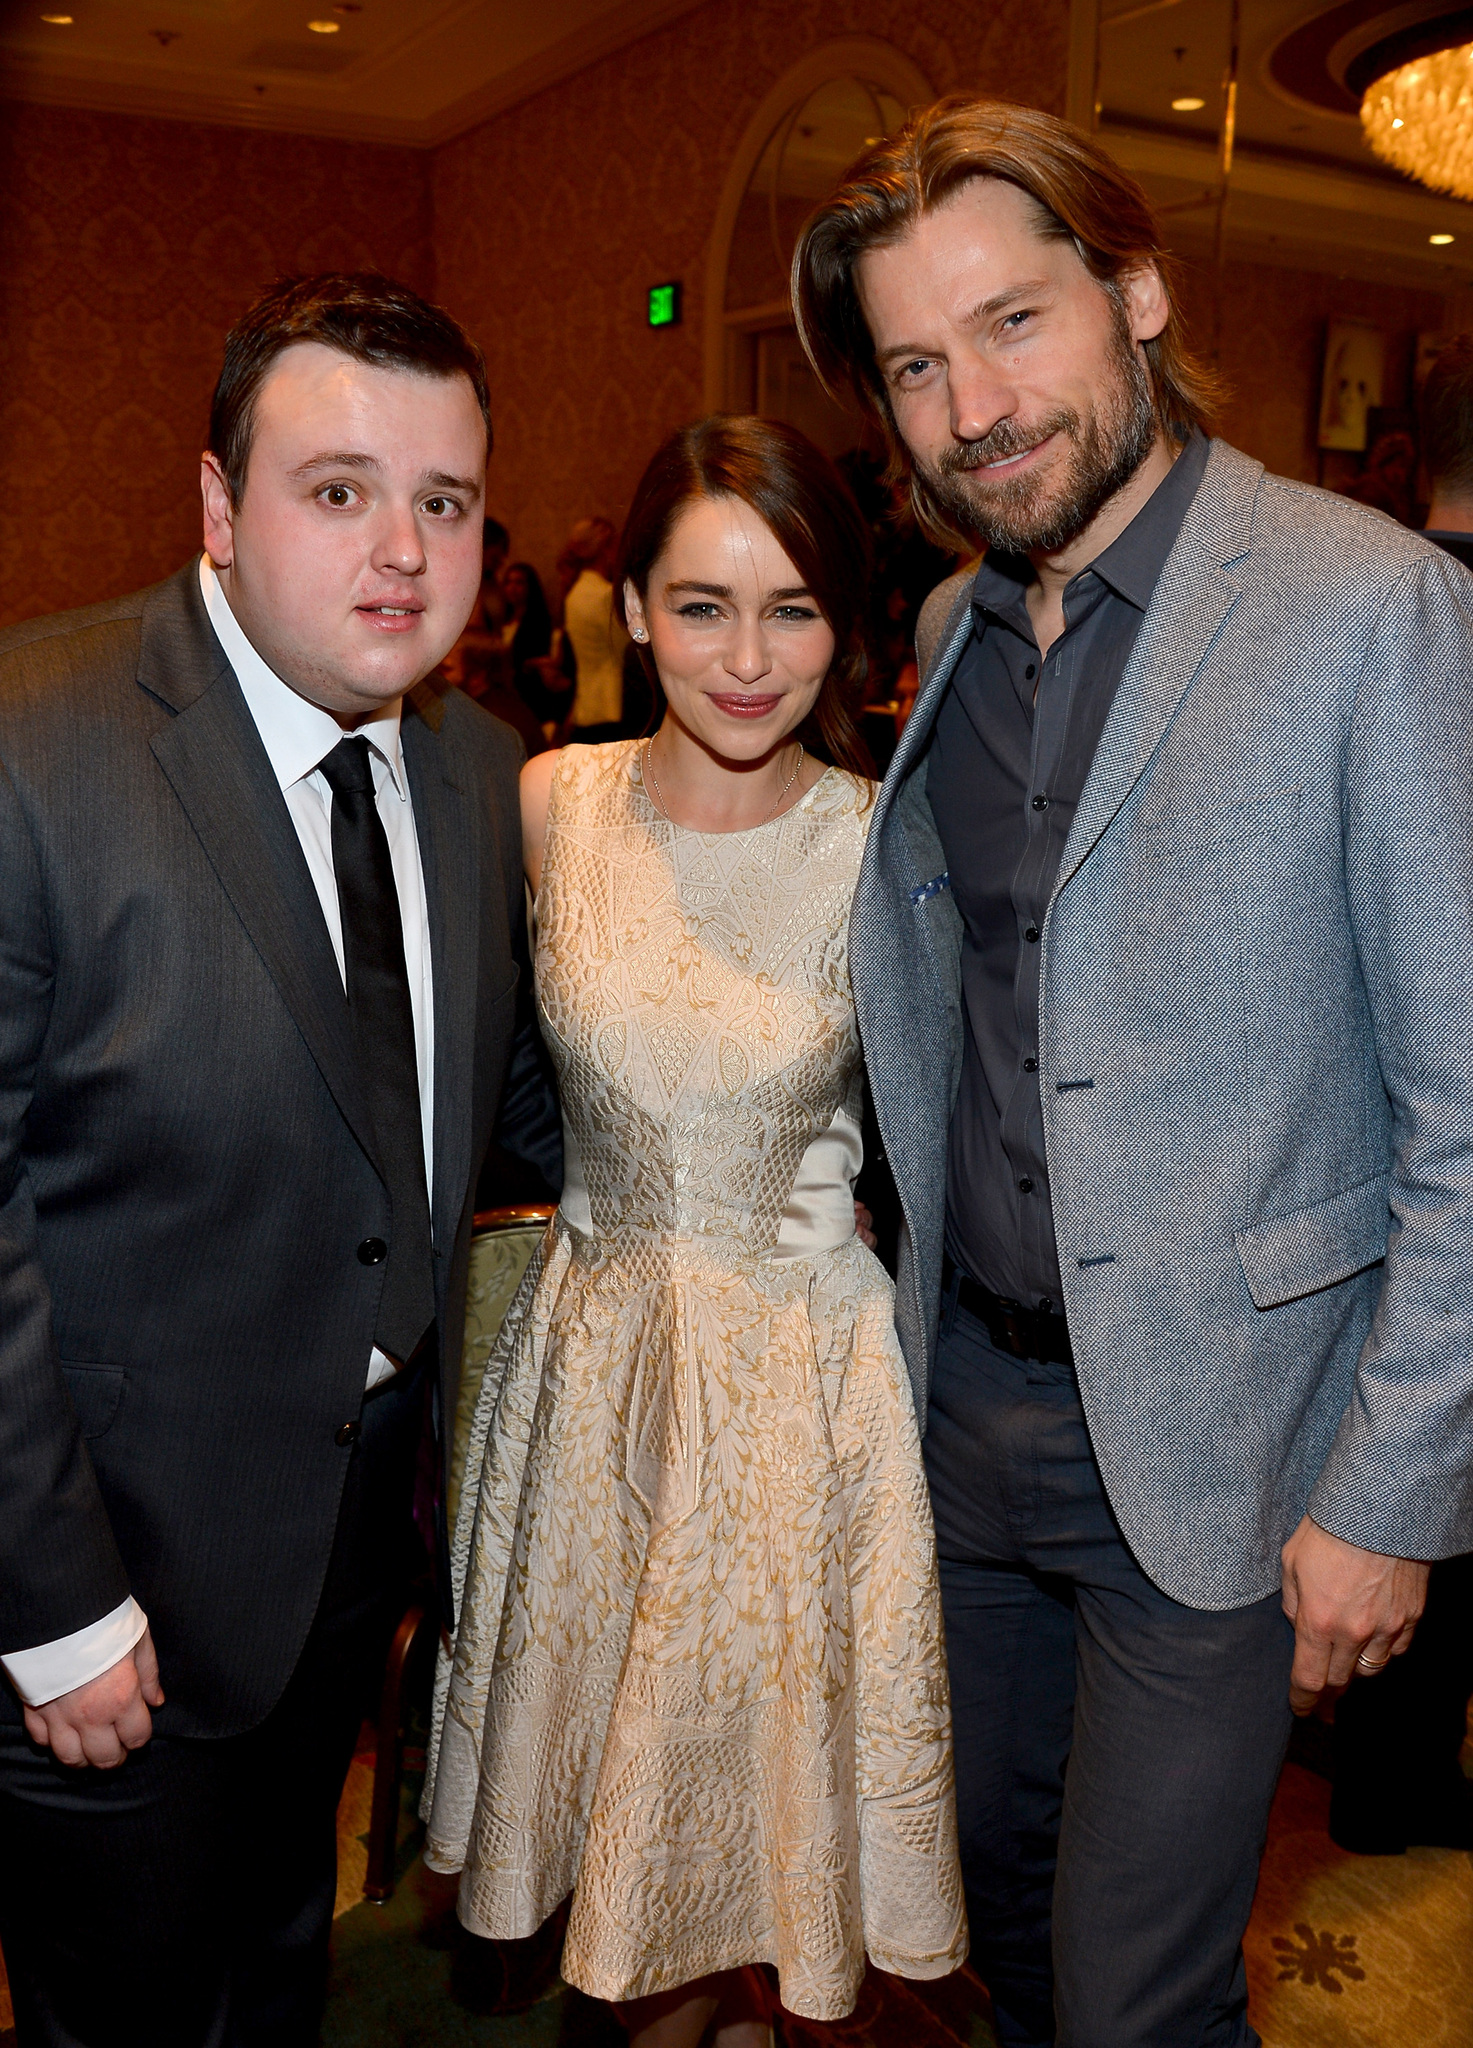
[855,1201,877,1251]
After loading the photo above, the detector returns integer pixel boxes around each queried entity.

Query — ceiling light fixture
[1354,17,1473,202]
[1430,231,1456,243]
[1171,95,1206,110]
[307,17,341,30]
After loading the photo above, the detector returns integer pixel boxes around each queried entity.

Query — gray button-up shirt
[927,430,1210,1308]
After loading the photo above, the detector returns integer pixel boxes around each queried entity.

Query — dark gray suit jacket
[0,561,559,1734]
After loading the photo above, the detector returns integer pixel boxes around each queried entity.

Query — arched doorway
[703,41,934,457]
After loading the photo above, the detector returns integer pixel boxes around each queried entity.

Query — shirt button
[1024,925,1040,943]
[335,1420,360,1447]
[1031,793,1049,811]
[357,1237,388,1265]
[1018,1177,1034,1193]
[1023,1057,1038,1072]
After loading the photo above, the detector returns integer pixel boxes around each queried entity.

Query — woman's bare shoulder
[520,748,562,890]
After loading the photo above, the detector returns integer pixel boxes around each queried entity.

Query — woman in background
[424,415,964,2045]
[500,559,569,731]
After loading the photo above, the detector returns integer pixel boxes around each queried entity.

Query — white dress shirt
[2,559,436,1708]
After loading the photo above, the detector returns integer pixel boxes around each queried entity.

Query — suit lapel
[401,705,480,1251]
[1052,440,1259,898]
[142,566,382,1176]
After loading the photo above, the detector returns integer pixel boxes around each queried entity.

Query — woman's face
[503,564,528,611]
[625,494,835,762]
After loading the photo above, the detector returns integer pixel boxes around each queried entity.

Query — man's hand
[21,1628,163,1768]
[1280,1516,1428,1715]
[854,1201,878,1252]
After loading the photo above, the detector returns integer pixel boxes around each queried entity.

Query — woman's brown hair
[792,98,1224,547]
[612,414,874,780]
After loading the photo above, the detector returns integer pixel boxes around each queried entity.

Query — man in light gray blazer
[795,100,1473,2048]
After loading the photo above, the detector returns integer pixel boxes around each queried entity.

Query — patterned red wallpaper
[431,0,1071,594]
[0,103,433,629]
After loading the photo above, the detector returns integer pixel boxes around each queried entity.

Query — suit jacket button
[335,1420,360,1447]
[357,1237,388,1265]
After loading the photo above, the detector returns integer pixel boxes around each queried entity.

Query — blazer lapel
[1052,440,1260,898]
[869,572,977,844]
[401,703,480,1252]
[141,566,382,1177]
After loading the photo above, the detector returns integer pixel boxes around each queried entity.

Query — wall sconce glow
[1171,96,1206,111]
[1430,231,1456,244]
[647,282,682,328]
[307,17,341,29]
[39,12,74,21]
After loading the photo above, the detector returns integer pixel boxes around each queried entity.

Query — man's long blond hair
[792,98,1223,549]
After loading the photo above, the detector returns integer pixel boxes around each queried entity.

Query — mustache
[936,411,1077,476]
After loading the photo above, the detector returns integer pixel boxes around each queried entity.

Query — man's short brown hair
[1422,334,1473,497]
[207,272,491,503]
[792,98,1222,541]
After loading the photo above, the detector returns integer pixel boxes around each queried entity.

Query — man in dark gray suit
[795,102,1473,2046]
[0,273,558,2043]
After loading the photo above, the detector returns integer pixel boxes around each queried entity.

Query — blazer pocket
[61,1363,127,1441]
[1234,1175,1389,1311]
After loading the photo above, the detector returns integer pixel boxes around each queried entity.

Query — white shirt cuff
[1,1596,149,1708]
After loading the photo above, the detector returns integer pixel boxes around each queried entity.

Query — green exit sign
[648,282,682,328]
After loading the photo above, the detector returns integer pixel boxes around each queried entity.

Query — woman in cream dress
[424,417,964,2046]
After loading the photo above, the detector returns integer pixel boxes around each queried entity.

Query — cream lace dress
[422,741,964,2019]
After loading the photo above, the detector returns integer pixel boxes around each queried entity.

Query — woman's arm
[520,748,561,895]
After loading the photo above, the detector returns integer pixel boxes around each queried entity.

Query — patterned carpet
[0,1722,1468,2044]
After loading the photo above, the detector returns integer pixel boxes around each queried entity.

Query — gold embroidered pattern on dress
[423,741,965,2020]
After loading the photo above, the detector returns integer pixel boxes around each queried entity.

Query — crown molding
[0,0,707,150]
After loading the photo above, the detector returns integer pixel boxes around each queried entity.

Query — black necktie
[318,735,435,1361]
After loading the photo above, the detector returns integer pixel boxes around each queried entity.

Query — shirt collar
[198,557,406,799]
[972,427,1211,620]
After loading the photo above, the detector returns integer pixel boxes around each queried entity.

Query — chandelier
[1355,13,1473,201]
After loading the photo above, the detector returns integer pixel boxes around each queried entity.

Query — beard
[918,308,1159,555]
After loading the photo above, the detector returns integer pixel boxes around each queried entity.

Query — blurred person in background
[562,515,628,743]
[500,560,571,732]
[475,516,511,630]
[1343,427,1417,528]
[1422,335,1473,570]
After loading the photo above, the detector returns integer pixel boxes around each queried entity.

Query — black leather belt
[944,1258,1074,1366]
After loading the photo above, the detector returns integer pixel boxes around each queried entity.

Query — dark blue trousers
[925,1288,1294,2048]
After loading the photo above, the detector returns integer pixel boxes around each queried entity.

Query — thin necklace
[643,735,803,829]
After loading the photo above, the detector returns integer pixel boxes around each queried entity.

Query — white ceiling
[0,0,704,145]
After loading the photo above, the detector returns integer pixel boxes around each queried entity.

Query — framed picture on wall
[1318,320,1385,452]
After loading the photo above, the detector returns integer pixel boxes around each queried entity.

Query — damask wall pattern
[0,103,433,630]
[431,0,1071,591]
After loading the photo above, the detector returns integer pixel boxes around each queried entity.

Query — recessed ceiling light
[1392,116,1404,127]
[1430,232,1456,244]
[1171,96,1206,111]
[307,17,341,29]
